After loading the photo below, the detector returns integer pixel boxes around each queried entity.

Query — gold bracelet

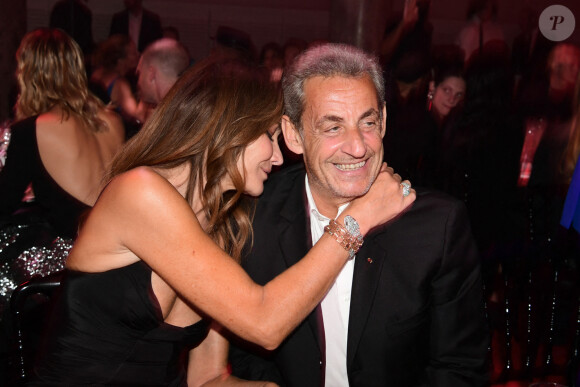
[324,218,364,259]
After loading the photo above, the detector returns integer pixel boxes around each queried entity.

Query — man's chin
[332,185,372,200]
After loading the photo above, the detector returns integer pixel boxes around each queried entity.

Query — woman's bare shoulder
[102,167,187,212]
[107,167,167,194]
[92,167,205,271]
[35,109,70,131]
[34,110,72,143]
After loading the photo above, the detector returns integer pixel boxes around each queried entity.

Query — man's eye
[326,126,340,133]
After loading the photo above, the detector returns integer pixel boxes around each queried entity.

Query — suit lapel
[277,174,309,268]
[277,174,326,355]
[347,229,388,367]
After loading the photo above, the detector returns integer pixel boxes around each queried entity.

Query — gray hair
[142,38,190,78]
[281,43,385,130]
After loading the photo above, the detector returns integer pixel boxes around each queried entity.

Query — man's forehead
[302,75,380,113]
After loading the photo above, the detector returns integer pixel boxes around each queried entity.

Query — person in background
[382,47,432,184]
[90,34,140,127]
[49,0,95,63]
[524,43,580,253]
[162,26,181,41]
[427,61,465,127]
[560,72,580,239]
[437,45,522,263]
[511,5,554,94]
[135,37,190,124]
[560,71,580,243]
[282,37,307,69]
[259,42,284,83]
[455,0,505,66]
[109,0,162,53]
[380,0,432,68]
[229,43,488,387]
[0,30,125,381]
[212,25,257,64]
[28,54,413,386]
[414,48,466,187]
[563,72,580,188]
[0,28,125,303]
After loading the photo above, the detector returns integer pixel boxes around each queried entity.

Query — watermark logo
[539,5,575,41]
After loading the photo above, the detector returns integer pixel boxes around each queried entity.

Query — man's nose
[343,128,366,158]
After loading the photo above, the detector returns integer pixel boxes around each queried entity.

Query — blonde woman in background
[0,28,125,316]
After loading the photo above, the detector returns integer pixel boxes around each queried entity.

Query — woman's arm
[380,0,419,63]
[188,323,278,387]
[75,165,413,349]
[111,77,139,121]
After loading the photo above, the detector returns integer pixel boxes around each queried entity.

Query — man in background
[49,0,95,60]
[109,0,162,53]
[136,38,189,106]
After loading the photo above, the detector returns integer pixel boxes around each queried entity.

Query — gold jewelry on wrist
[324,216,364,259]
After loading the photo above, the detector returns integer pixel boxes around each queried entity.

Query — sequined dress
[0,116,88,316]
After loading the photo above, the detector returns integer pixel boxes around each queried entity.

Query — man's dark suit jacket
[109,8,162,52]
[230,163,489,387]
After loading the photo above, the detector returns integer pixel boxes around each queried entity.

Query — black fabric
[49,0,95,57]
[29,261,209,386]
[230,164,490,387]
[109,8,163,53]
[0,116,88,239]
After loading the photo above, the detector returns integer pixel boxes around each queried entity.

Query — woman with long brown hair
[28,54,414,386]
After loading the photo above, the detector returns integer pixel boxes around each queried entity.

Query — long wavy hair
[108,55,283,261]
[15,28,106,131]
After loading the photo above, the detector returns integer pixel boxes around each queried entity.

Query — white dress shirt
[305,176,354,387]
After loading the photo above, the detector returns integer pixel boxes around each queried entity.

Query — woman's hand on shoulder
[344,162,415,235]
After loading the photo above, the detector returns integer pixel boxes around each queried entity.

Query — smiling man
[229,43,489,387]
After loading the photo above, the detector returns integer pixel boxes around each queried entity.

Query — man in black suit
[229,43,489,386]
[109,0,162,53]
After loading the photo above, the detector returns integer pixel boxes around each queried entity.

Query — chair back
[9,272,62,384]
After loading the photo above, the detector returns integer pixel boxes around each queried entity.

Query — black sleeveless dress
[28,261,209,386]
[0,116,90,317]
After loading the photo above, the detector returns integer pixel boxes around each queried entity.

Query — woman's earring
[427,91,434,111]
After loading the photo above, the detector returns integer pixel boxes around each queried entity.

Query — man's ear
[380,104,387,139]
[281,115,304,155]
